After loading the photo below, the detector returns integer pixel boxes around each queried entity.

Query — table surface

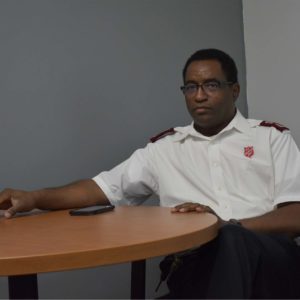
[0,206,218,276]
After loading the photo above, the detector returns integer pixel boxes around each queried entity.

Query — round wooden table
[0,206,218,299]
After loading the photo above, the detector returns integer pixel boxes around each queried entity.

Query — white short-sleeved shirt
[93,110,300,220]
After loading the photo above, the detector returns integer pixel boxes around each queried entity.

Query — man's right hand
[0,179,110,219]
[0,188,38,218]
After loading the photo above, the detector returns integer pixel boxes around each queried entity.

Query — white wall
[243,0,300,145]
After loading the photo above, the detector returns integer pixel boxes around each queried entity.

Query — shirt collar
[174,109,251,142]
[231,109,252,135]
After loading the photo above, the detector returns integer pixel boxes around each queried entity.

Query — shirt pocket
[221,149,273,199]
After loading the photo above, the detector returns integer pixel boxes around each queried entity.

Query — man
[1,49,300,298]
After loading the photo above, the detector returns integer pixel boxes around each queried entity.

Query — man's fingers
[195,205,209,212]
[0,189,36,218]
[179,205,199,212]
[4,207,16,218]
[3,197,22,218]
[4,198,20,218]
[172,202,194,212]
[196,205,216,214]
[171,202,207,213]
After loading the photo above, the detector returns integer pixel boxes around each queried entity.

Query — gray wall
[243,0,300,145]
[0,0,246,298]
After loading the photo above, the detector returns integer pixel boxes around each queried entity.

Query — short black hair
[182,48,238,83]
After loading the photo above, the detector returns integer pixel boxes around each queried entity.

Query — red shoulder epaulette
[259,121,289,132]
[150,128,175,143]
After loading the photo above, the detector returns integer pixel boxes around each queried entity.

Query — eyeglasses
[180,80,233,97]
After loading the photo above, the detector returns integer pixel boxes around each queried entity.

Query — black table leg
[131,259,146,299]
[8,274,38,299]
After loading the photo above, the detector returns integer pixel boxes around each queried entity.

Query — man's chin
[193,114,214,128]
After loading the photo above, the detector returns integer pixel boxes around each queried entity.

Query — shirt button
[213,162,218,167]
[111,185,118,192]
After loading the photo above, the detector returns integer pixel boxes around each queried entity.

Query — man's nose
[194,86,208,102]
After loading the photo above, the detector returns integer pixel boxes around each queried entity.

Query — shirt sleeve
[272,130,300,206]
[92,146,158,206]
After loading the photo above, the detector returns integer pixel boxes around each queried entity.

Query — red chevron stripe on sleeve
[259,121,289,132]
[150,128,175,143]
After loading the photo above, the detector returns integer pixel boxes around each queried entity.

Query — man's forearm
[240,202,300,237]
[35,179,110,210]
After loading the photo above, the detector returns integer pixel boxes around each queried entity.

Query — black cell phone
[69,205,115,216]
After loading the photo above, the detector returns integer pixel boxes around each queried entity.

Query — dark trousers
[165,224,300,299]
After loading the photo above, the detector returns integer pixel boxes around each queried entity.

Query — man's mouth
[193,107,211,114]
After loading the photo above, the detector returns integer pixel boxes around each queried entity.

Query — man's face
[183,60,240,136]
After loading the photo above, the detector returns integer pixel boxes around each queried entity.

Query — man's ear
[232,83,240,102]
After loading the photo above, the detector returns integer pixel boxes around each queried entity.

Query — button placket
[208,141,224,194]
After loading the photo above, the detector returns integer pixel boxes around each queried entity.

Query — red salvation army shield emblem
[244,146,254,158]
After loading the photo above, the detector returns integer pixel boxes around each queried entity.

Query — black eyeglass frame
[180,80,234,95]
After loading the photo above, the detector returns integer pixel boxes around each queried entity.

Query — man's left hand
[171,202,215,214]
[171,202,229,227]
